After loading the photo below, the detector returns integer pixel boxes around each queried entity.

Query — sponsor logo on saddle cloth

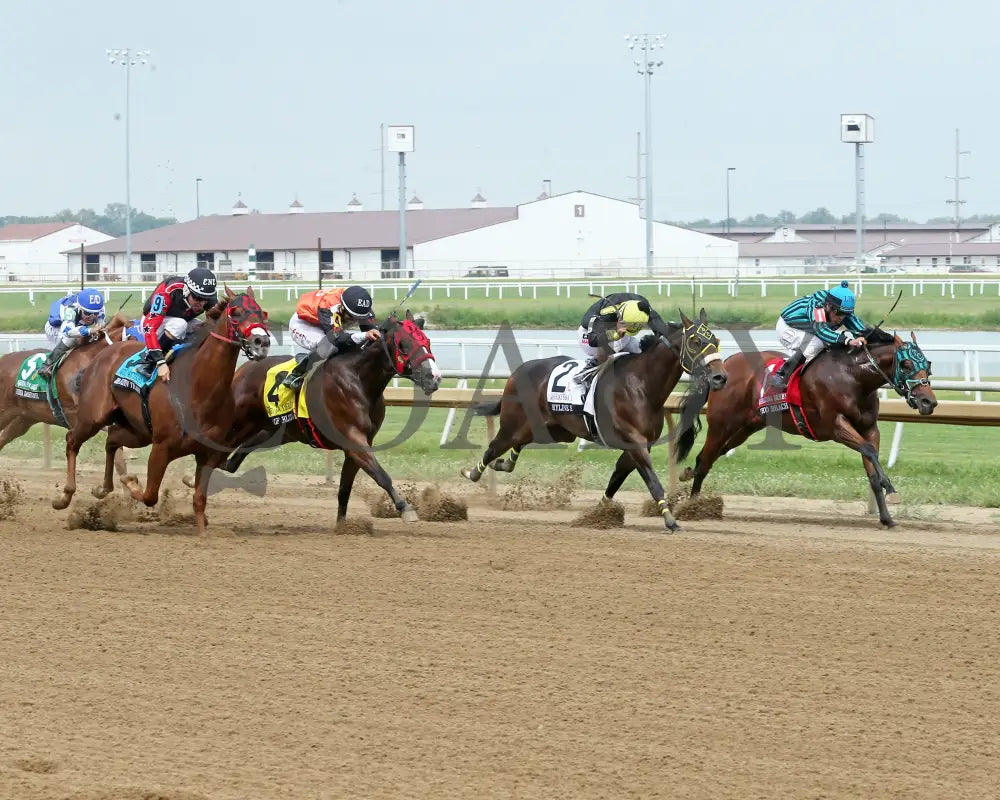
[262,357,299,425]
[546,359,593,414]
[758,357,806,415]
[14,353,49,400]
[112,351,159,395]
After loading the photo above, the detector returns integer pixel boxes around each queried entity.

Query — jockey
[769,280,868,388]
[282,285,381,389]
[39,290,106,378]
[578,292,672,367]
[136,266,218,380]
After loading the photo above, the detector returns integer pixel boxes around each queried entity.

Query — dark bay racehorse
[53,287,272,534]
[0,312,131,453]
[677,328,938,527]
[461,309,728,531]
[221,310,441,524]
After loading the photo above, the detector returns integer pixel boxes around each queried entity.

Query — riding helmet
[184,267,219,301]
[341,285,374,318]
[75,291,105,315]
[827,280,856,313]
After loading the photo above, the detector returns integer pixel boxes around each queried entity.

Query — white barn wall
[413,192,737,277]
[2,224,112,280]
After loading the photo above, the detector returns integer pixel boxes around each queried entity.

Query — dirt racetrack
[2,463,1000,800]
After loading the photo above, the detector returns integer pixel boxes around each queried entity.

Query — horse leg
[602,451,637,501]
[336,456,360,522]
[94,427,147,499]
[831,415,897,528]
[123,442,173,509]
[461,420,526,483]
[342,434,418,522]
[860,425,901,512]
[223,429,274,473]
[686,419,760,497]
[628,442,679,532]
[0,416,35,452]
[53,417,108,510]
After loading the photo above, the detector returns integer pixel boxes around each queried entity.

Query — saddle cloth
[546,356,626,445]
[112,351,159,395]
[262,357,300,425]
[13,353,52,401]
[758,357,817,440]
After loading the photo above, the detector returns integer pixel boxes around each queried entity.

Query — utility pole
[946,128,970,230]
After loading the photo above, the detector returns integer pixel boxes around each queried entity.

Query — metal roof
[0,222,75,241]
[82,207,520,255]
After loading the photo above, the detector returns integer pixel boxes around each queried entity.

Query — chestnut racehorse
[677,327,938,527]
[53,287,272,534]
[219,310,441,524]
[460,308,728,532]
[0,312,131,454]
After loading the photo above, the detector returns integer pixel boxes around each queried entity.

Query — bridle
[208,294,271,359]
[672,320,723,375]
[863,337,932,409]
[380,318,434,376]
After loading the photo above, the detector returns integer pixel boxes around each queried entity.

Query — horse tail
[674,382,709,462]
[470,399,502,417]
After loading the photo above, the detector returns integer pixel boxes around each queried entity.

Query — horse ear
[414,316,426,330]
[910,331,917,344]
[405,309,414,322]
[223,283,235,300]
[678,307,691,326]
[246,285,255,299]
[699,307,708,324]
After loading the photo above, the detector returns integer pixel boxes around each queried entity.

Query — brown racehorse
[677,327,938,527]
[219,310,442,524]
[460,309,728,532]
[53,287,272,534]
[0,312,131,454]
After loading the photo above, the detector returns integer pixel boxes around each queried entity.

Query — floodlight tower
[841,113,874,283]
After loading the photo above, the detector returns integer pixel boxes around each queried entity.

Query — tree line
[677,208,1000,228]
[1,203,176,238]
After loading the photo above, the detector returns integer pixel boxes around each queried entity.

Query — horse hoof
[400,506,419,523]
[91,487,110,499]
[121,474,139,487]
[664,522,680,534]
[489,459,509,472]
[881,519,898,529]
[51,495,71,511]
[460,468,480,483]
[182,475,196,489]
[679,467,694,482]
[885,492,901,505]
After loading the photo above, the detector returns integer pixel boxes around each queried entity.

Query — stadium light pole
[726,167,736,234]
[196,177,202,218]
[626,34,665,278]
[107,48,151,281]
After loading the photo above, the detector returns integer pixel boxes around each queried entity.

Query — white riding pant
[576,325,641,359]
[156,316,198,345]
[288,313,325,353]
[776,317,829,365]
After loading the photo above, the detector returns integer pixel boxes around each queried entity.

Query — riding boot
[769,350,805,389]
[282,347,333,389]
[38,340,71,378]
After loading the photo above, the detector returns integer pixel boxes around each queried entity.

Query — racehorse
[53,286,272,534]
[219,309,441,524]
[460,308,728,531]
[0,312,132,453]
[677,327,938,528]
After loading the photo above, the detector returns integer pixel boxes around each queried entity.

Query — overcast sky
[2,0,996,223]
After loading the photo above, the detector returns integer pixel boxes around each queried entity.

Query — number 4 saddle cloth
[260,355,329,449]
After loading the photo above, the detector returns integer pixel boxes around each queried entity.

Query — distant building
[74,191,737,281]
[699,222,1000,275]
[0,222,113,281]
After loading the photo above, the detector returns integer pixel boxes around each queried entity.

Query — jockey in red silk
[137,267,218,380]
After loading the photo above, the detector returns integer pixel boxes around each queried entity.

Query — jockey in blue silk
[39,290,106,378]
[769,280,868,388]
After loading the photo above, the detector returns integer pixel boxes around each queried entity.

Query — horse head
[213,284,272,360]
[675,307,727,391]
[381,309,441,395]
[892,332,937,415]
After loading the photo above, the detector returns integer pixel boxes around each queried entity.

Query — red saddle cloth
[758,357,804,409]
[757,358,817,440]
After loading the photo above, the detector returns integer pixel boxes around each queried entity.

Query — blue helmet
[827,280,856,313]
[75,291,105,315]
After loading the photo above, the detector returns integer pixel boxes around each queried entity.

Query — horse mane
[639,322,682,353]
[863,327,895,346]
